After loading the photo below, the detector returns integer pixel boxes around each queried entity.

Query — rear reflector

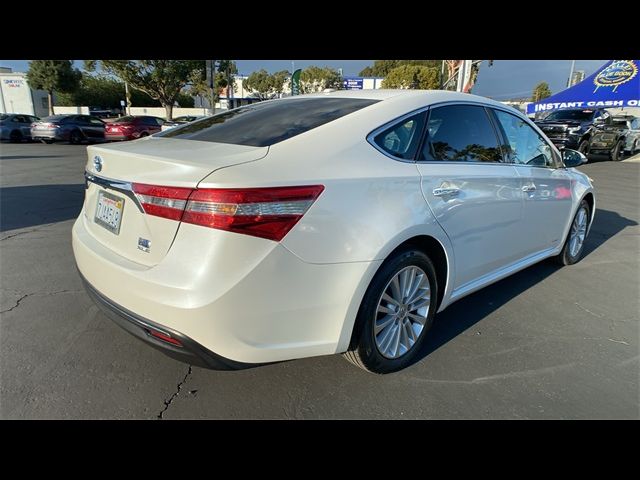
[147,328,183,347]
[132,183,324,241]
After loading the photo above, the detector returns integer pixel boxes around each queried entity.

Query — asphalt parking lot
[1,141,638,419]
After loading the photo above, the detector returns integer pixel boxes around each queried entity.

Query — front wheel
[10,130,22,143]
[554,200,590,266]
[610,140,624,161]
[343,248,438,374]
[578,139,590,155]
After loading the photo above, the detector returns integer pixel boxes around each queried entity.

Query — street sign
[343,77,364,90]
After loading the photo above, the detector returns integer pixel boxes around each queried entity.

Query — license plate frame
[94,190,125,235]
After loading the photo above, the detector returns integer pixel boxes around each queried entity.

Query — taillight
[132,183,193,221]
[132,183,324,242]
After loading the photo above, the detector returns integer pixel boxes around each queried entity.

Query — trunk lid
[83,137,268,266]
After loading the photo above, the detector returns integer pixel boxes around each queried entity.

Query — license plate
[94,190,124,234]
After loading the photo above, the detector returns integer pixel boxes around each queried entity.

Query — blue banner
[527,60,640,114]
[343,77,364,90]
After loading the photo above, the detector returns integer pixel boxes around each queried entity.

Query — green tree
[381,65,440,89]
[531,82,552,102]
[359,60,441,77]
[26,60,81,115]
[300,66,342,93]
[84,60,202,119]
[242,69,289,100]
[57,75,163,109]
[189,60,238,110]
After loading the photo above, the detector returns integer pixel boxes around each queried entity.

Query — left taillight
[132,183,193,221]
[132,183,324,242]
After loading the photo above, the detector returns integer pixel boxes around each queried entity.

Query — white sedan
[160,115,204,132]
[73,90,595,374]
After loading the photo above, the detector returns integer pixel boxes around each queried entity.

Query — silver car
[614,116,640,155]
[0,113,40,142]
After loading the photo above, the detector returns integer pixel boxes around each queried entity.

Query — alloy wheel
[569,207,588,258]
[374,266,430,359]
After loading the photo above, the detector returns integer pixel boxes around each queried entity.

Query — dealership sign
[528,60,640,114]
[343,77,363,90]
[3,79,25,88]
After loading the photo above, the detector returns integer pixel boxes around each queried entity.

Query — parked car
[89,107,120,119]
[160,115,203,132]
[31,114,106,144]
[535,108,611,154]
[105,116,165,141]
[614,115,640,156]
[589,115,640,161]
[0,113,40,142]
[74,91,595,374]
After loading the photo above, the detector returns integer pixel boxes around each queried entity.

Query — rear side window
[418,105,502,162]
[160,97,379,146]
[372,112,426,160]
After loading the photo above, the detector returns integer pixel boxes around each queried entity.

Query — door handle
[522,183,537,192]
[433,187,460,197]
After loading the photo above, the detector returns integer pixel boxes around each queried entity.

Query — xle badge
[138,237,151,253]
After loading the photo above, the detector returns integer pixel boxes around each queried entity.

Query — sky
[0,59,609,100]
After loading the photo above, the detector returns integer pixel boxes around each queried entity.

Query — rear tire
[554,199,590,266]
[10,130,22,143]
[610,140,624,161]
[69,129,83,145]
[140,131,149,137]
[343,248,438,374]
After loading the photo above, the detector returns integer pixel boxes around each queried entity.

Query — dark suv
[535,108,611,154]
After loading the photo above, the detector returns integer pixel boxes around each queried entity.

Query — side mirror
[562,148,588,167]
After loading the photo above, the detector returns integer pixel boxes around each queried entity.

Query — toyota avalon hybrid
[73,90,595,373]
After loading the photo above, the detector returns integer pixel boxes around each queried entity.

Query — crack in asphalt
[157,365,193,420]
[0,289,84,314]
[1,294,30,314]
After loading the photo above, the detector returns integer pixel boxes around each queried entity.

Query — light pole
[567,60,576,88]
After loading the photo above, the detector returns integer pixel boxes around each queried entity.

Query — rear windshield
[41,115,72,122]
[612,120,628,127]
[159,97,379,146]
[113,116,138,123]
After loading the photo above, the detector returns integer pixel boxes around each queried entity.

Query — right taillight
[183,185,325,241]
[132,183,324,242]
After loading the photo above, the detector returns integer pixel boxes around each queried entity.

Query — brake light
[132,183,324,241]
[183,185,325,241]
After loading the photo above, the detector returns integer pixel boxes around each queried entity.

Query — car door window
[88,117,104,125]
[372,111,426,160]
[493,109,555,167]
[418,105,502,162]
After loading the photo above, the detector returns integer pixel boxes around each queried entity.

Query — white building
[0,70,49,117]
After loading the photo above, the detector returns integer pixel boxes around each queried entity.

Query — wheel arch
[336,231,454,354]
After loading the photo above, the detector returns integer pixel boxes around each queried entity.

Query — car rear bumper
[72,211,377,365]
[80,271,253,369]
[31,129,64,141]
